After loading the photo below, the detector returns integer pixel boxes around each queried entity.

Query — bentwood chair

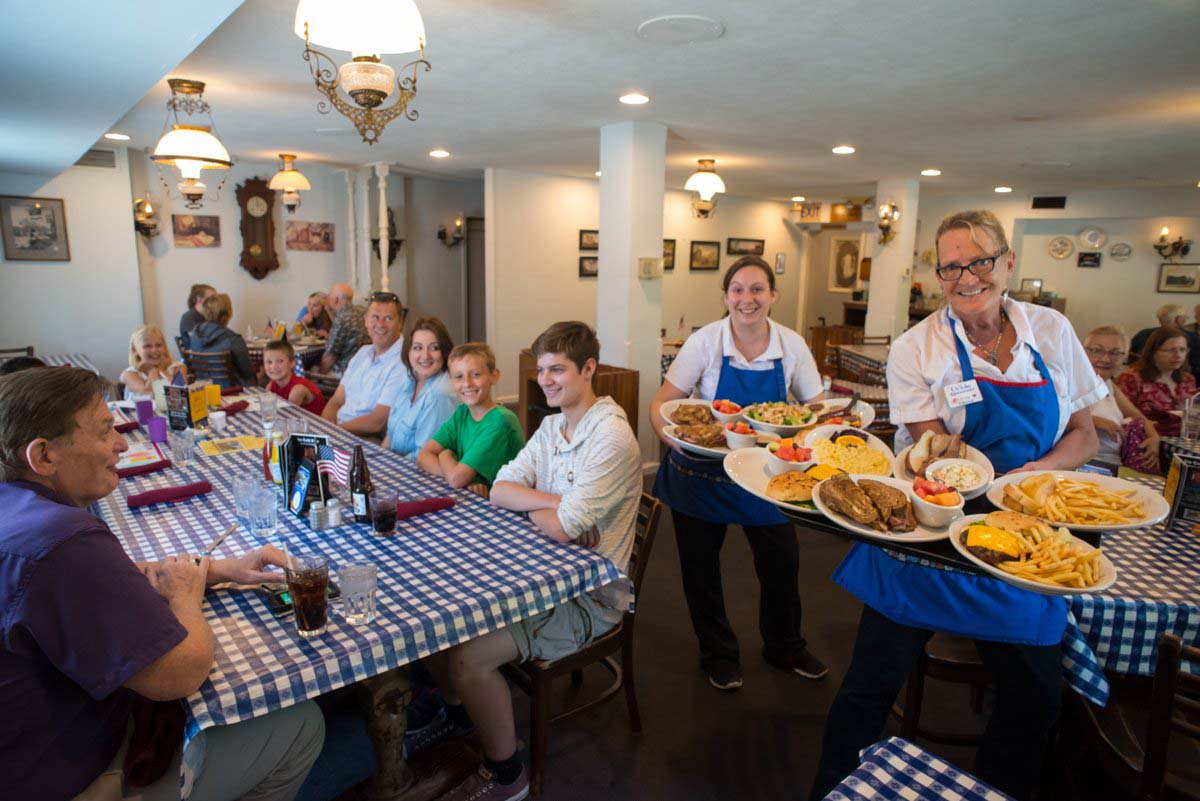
[503,493,663,795]
[181,348,236,388]
[891,633,992,746]
[0,345,35,360]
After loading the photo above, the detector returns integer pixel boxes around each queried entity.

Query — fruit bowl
[710,399,744,425]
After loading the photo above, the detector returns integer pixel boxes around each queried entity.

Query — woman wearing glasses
[1116,326,1196,438]
[810,210,1105,801]
[1084,325,1160,469]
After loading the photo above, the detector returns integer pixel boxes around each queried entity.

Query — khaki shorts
[507,594,623,663]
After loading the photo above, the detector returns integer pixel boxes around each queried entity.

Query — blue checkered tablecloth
[41,352,101,374]
[93,400,624,774]
[824,737,1013,801]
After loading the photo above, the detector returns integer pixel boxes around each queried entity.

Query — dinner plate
[948,514,1117,596]
[985,470,1169,532]
[743,399,876,438]
[723,448,822,515]
[660,398,720,426]
[893,443,995,500]
[662,424,733,459]
[804,425,895,477]
[812,474,956,543]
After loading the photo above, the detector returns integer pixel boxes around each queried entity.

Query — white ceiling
[29,0,1200,199]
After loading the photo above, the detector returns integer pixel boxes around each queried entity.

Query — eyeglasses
[935,248,1010,281]
[1085,346,1127,360]
[368,291,400,303]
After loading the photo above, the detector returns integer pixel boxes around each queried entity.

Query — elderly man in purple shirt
[0,367,324,801]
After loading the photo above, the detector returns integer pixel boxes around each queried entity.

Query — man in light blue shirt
[321,293,407,436]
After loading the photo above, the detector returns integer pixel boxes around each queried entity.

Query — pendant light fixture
[685,159,725,218]
[150,79,232,208]
[294,0,431,144]
[268,154,312,213]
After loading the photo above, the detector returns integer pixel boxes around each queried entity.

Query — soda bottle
[349,445,373,523]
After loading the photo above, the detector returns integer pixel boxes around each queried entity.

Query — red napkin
[221,386,244,396]
[396,497,455,520]
[222,400,249,416]
[114,421,140,434]
[117,459,172,479]
[829,384,854,396]
[127,481,212,509]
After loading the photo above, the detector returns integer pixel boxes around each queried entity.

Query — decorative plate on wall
[1109,242,1133,261]
[1078,226,1108,249]
[1048,236,1074,260]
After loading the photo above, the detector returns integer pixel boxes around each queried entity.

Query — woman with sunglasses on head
[1116,325,1196,438]
[810,210,1106,801]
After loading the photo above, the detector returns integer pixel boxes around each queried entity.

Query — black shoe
[406,686,445,734]
[788,648,829,680]
[706,664,744,692]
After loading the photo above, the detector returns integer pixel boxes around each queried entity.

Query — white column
[343,169,357,289]
[354,167,371,298]
[864,179,920,340]
[374,162,390,292]
[597,120,666,463]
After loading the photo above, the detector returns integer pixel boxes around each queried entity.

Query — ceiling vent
[1031,195,1067,209]
[74,148,118,169]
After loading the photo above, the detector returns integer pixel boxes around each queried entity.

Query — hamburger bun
[766,471,819,503]
[985,510,1042,533]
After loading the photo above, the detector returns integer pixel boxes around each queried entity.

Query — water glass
[249,487,278,541]
[167,428,194,466]
[260,394,278,430]
[338,560,377,625]
[209,410,227,434]
[232,474,259,523]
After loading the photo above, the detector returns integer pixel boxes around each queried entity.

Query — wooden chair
[174,336,189,368]
[891,633,992,746]
[306,370,342,399]
[182,348,236,387]
[504,493,663,795]
[0,345,34,359]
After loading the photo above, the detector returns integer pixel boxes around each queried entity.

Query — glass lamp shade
[295,0,426,54]
[152,125,231,170]
[268,169,311,192]
[685,168,725,203]
[337,57,396,108]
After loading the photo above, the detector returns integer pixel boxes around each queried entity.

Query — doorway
[465,216,486,342]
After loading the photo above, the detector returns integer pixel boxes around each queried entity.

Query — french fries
[1002,474,1145,524]
[993,522,1106,589]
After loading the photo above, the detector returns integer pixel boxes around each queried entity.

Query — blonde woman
[1084,325,1159,470]
[120,325,186,402]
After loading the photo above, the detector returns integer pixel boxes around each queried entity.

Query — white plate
[804,425,895,477]
[663,424,732,459]
[948,515,1117,596]
[722,448,821,515]
[893,443,995,500]
[985,471,1169,532]
[742,402,821,436]
[1078,226,1108,250]
[660,398,720,427]
[812,474,956,543]
[742,399,876,437]
[812,397,876,429]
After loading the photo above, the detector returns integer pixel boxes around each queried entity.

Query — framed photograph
[172,214,221,248]
[579,256,598,277]
[579,229,599,251]
[285,221,335,252]
[727,237,765,256]
[827,233,863,292]
[829,203,862,223]
[690,240,720,271]
[1019,278,1044,296]
[1157,263,1200,294]
[0,196,69,261]
[1077,251,1101,268]
[663,239,675,271]
[774,252,786,274]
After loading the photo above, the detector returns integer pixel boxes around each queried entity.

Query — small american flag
[317,444,351,487]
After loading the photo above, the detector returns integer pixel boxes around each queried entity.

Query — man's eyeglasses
[935,248,1010,282]
[1085,346,1126,360]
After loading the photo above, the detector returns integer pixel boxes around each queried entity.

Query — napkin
[396,497,455,520]
[127,481,212,509]
[221,386,244,396]
[117,459,172,479]
[222,400,250,416]
[114,421,140,434]
[829,384,855,396]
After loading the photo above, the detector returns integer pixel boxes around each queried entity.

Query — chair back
[0,345,35,360]
[174,336,189,368]
[858,364,888,388]
[1142,633,1200,800]
[861,334,892,346]
[628,494,663,603]
[182,348,235,387]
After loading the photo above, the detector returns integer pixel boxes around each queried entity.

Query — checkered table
[1161,435,1198,472]
[93,401,624,788]
[823,737,1013,801]
[41,352,101,374]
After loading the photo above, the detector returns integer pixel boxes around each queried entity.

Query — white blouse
[1090,378,1124,460]
[665,317,824,402]
[887,299,1107,451]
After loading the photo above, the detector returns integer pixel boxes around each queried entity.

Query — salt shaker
[308,500,327,530]
[325,498,342,527]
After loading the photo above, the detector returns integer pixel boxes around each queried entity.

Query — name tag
[944,379,984,408]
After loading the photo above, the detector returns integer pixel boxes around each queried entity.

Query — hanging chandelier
[269,154,311,213]
[150,79,231,208]
[685,159,725,219]
[294,0,431,145]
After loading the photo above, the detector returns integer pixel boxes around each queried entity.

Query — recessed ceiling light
[619,92,649,105]
[429,149,450,158]
[791,195,806,202]
[921,168,941,177]
[832,145,855,155]
[595,171,602,177]
[994,186,1013,193]
[104,132,130,141]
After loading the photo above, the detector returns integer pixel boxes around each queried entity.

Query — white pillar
[343,169,357,289]
[597,120,667,463]
[864,179,920,340]
[354,167,371,299]
[374,162,390,292]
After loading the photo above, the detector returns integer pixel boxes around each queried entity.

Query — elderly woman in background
[120,325,187,402]
[1117,325,1196,438]
[1084,326,1159,471]
[188,293,258,388]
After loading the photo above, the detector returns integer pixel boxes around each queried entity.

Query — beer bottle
[349,445,373,523]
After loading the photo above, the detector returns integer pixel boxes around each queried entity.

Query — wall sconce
[1154,226,1192,261]
[132,198,159,238]
[877,201,901,245]
[371,206,404,266]
[685,159,725,219]
[437,215,464,247]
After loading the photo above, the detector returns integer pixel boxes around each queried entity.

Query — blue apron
[832,312,1068,645]
[653,355,789,526]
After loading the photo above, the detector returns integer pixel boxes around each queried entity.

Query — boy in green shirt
[417,342,524,490]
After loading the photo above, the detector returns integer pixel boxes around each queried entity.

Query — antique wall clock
[236,178,279,279]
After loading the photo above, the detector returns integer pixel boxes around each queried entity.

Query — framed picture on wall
[172,214,221,248]
[827,233,863,293]
[579,256,598,277]
[727,237,765,256]
[285,221,334,252]
[1157,263,1200,294]
[579,229,599,251]
[1019,278,1044,296]
[663,239,675,271]
[690,241,720,271]
[0,195,70,261]
[1077,251,1101,268]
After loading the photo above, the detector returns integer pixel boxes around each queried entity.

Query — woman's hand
[1140,429,1161,469]
[1093,416,1123,445]
[210,546,287,586]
